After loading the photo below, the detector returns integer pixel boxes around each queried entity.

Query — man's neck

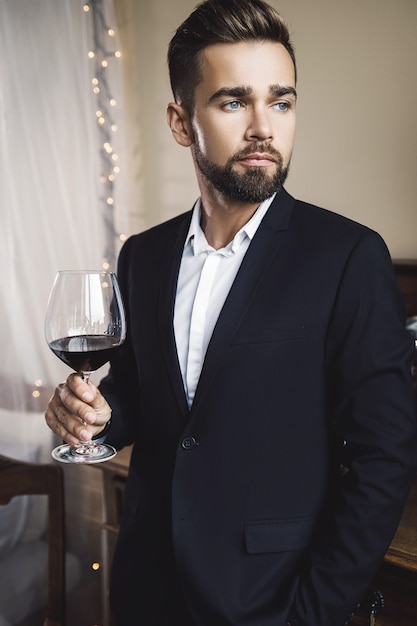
[199,188,259,250]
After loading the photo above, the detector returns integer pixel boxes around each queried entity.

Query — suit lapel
[190,189,295,417]
[158,213,192,417]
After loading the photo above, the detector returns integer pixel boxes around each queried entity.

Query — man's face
[190,40,297,204]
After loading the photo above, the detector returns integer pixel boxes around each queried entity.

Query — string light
[84,0,124,270]
[31,379,43,400]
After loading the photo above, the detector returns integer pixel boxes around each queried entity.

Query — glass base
[51,442,117,464]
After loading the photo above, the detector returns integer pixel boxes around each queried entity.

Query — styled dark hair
[168,0,296,113]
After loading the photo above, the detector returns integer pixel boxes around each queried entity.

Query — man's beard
[192,141,290,203]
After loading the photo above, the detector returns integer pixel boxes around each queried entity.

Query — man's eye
[223,101,241,111]
[274,102,289,112]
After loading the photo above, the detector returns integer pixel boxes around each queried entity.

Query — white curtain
[0,0,127,454]
[0,0,127,625]
[0,3,127,620]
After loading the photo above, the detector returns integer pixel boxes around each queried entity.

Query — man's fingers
[60,383,97,426]
[45,400,85,446]
[45,375,112,443]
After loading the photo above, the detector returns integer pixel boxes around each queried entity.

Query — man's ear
[166,102,194,147]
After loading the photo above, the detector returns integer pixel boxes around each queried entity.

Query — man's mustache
[230,143,283,164]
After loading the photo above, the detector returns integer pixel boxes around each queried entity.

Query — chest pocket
[232,325,304,345]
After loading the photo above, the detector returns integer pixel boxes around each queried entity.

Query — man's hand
[45,373,112,445]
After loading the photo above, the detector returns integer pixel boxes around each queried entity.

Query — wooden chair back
[0,454,65,626]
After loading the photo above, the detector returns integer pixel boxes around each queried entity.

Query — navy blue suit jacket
[101,189,417,626]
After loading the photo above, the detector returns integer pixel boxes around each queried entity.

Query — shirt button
[181,436,198,450]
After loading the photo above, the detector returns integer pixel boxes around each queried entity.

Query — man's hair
[168,0,296,113]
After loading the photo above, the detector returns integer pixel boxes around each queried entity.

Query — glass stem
[81,371,92,383]
[79,371,94,446]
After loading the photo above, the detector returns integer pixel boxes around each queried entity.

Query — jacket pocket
[244,517,316,554]
[232,325,304,345]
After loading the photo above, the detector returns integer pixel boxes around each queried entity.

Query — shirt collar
[185,193,276,256]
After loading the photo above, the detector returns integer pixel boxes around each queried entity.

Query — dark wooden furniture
[97,446,132,626]
[393,259,417,319]
[351,475,417,625]
[0,454,66,626]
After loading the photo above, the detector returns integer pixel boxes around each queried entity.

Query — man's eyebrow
[208,84,297,103]
[270,84,297,99]
[208,86,252,103]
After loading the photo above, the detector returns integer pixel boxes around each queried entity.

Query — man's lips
[238,153,277,166]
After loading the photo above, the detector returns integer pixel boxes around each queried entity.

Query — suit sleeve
[288,231,417,626]
[99,237,140,450]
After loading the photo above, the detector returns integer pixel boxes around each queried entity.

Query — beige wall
[115,0,417,259]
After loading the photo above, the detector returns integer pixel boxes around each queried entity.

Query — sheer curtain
[0,1,127,621]
[0,0,127,455]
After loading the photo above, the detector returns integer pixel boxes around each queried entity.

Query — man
[45,1,417,624]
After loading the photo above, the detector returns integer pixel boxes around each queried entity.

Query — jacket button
[181,436,198,450]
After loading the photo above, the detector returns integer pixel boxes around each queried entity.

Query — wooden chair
[0,454,66,626]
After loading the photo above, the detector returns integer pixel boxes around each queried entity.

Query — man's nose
[245,105,274,142]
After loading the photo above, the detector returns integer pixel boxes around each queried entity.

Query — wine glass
[45,270,126,463]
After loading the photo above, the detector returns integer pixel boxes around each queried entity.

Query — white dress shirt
[174,194,275,407]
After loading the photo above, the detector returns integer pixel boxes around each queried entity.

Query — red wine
[49,334,120,373]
